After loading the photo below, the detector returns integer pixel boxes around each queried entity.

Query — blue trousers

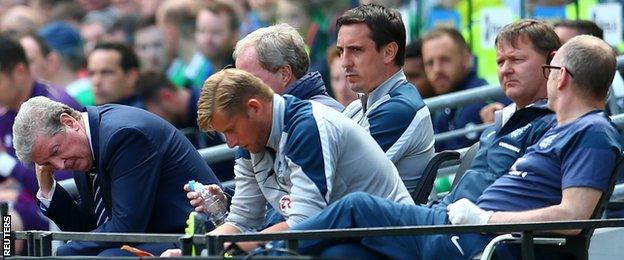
[291,192,494,259]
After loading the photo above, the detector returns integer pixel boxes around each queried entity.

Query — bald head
[556,35,616,101]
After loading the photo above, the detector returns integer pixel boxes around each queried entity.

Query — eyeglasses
[541,64,574,79]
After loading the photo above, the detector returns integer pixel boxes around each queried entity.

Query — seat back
[411,150,460,204]
[451,142,480,188]
[589,153,624,227]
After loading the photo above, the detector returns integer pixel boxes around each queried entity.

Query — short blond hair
[197,69,274,131]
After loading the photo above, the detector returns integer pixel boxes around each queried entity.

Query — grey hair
[233,23,310,79]
[12,96,81,163]
[559,35,616,101]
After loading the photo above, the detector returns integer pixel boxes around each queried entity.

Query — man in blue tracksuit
[338,4,435,193]
[164,68,412,257]
[232,23,345,227]
[289,32,622,259]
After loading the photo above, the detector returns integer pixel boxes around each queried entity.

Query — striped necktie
[90,170,109,226]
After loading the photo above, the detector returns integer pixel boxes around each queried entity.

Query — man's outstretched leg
[292,192,450,258]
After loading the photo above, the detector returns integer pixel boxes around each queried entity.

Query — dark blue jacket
[43,105,219,255]
[433,69,489,151]
[284,71,344,112]
[433,100,555,209]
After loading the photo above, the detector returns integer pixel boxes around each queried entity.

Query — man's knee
[55,243,80,256]
[338,192,373,207]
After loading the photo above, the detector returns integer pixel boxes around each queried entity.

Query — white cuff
[36,181,57,208]
[0,152,17,177]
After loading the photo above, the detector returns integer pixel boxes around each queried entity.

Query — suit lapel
[86,106,112,211]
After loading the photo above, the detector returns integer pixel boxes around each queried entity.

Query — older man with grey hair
[12,96,219,256]
[233,23,343,111]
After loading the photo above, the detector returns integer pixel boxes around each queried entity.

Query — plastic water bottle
[187,180,228,226]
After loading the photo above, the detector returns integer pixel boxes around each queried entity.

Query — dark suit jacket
[42,105,218,255]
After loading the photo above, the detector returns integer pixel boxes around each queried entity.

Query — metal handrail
[206,219,624,256]
[209,219,624,243]
[6,219,624,257]
[199,143,236,165]
[435,111,624,143]
[10,230,192,257]
[434,122,493,142]
[424,84,503,112]
[14,231,181,243]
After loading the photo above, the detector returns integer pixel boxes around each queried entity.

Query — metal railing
[5,217,624,259]
[199,144,235,165]
[203,219,624,259]
[424,84,503,112]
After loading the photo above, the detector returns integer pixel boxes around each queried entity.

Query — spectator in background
[29,0,64,23]
[18,34,56,83]
[404,40,435,99]
[49,1,87,29]
[80,10,117,56]
[134,17,169,73]
[0,35,80,239]
[137,0,164,20]
[88,42,142,107]
[156,0,201,88]
[37,21,87,89]
[110,0,140,17]
[275,0,310,38]
[136,71,234,181]
[233,23,343,111]
[422,27,489,151]
[190,0,240,89]
[0,5,44,36]
[339,4,435,193]
[136,71,201,133]
[326,45,357,106]
[38,21,94,106]
[107,14,141,45]
[75,0,110,12]
[247,0,276,31]
[553,19,603,44]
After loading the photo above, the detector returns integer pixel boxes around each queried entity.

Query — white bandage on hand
[447,198,493,225]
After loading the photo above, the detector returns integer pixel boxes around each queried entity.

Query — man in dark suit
[11,96,219,256]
